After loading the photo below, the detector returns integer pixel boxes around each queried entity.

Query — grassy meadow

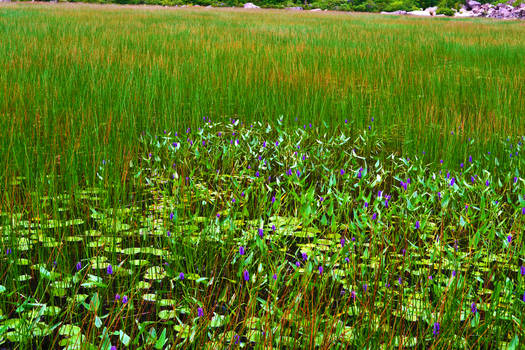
[0,3,524,349]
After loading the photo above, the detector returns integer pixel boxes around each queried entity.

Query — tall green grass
[0,4,524,201]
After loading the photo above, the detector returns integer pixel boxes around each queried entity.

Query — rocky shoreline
[245,0,524,20]
[381,0,525,19]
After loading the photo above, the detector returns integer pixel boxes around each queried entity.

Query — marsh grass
[0,4,524,196]
[0,4,524,349]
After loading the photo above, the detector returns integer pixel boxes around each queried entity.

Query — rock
[408,10,431,16]
[309,8,322,11]
[285,6,303,10]
[455,10,475,16]
[381,10,407,14]
[425,6,438,15]
[243,2,260,8]
[466,0,481,10]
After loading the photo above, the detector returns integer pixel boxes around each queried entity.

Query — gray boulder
[408,9,432,16]
[466,0,481,10]
[381,10,407,14]
[425,6,438,15]
[243,2,260,8]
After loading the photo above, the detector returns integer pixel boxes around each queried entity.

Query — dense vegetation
[0,4,524,349]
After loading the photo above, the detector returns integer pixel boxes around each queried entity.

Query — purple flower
[340,238,345,248]
[514,177,518,184]
[364,202,369,208]
[122,295,128,304]
[258,228,264,238]
[398,277,402,285]
[345,257,350,263]
[429,275,433,280]
[302,252,308,261]
[471,302,477,314]
[272,273,277,280]
[271,196,275,204]
[111,346,117,350]
[107,264,113,275]
[372,213,377,220]
[486,180,490,187]
[179,272,185,280]
[275,141,279,146]
[243,269,249,282]
[232,198,236,203]
[167,230,171,237]
[469,155,472,163]
[460,163,464,168]
[522,207,525,215]
[263,141,266,148]
[340,169,345,175]
[6,248,12,256]
[216,213,221,218]
[239,246,245,255]
[169,212,174,221]
[450,178,455,186]
[452,270,456,277]
[319,197,324,202]
[271,225,276,231]
[520,265,524,276]
[438,192,441,199]
[318,266,323,275]
[115,294,120,301]
[363,284,368,292]
[255,171,260,178]
[345,119,348,124]
[471,176,475,184]
[198,307,204,317]
[507,235,512,243]
[522,292,525,302]
[415,221,420,230]
[351,290,356,299]
[296,170,300,177]
[295,261,301,267]
[433,322,440,336]
[76,261,81,271]
[440,159,443,164]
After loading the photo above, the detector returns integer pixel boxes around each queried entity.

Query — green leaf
[507,335,519,350]
[154,328,167,350]
[89,293,100,313]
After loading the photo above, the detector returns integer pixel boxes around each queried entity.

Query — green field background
[0,4,524,196]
